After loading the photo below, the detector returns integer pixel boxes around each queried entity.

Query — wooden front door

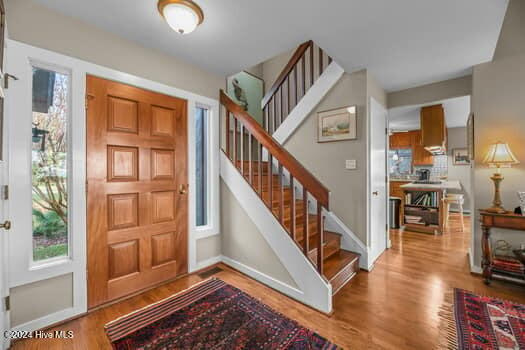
[86,76,188,308]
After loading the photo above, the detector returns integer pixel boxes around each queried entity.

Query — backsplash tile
[414,155,448,178]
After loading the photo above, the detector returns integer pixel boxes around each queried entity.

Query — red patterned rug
[439,288,525,349]
[105,278,339,349]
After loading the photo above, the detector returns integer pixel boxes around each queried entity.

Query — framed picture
[467,113,474,160]
[226,71,264,125]
[318,106,356,143]
[453,148,470,165]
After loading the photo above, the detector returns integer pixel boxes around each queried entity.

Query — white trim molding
[5,39,219,331]
[220,152,332,313]
[272,62,344,144]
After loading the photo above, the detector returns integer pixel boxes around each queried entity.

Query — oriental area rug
[105,278,340,349]
[439,288,525,349]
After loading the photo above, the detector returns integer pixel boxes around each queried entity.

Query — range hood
[420,104,447,155]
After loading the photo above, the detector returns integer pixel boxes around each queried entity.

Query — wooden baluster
[301,56,305,98]
[233,117,237,168]
[239,123,244,175]
[303,190,309,254]
[262,106,266,132]
[310,44,314,87]
[287,75,291,114]
[248,132,253,185]
[272,97,276,134]
[319,47,323,77]
[317,204,324,274]
[290,175,295,239]
[278,163,283,223]
[258,143,263,195]
[280,86,284,127]
[294,65,298,109]
[225,110,230,159]
[268,154,273,209]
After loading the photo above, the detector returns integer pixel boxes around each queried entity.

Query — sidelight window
[195,106,209,227]
[31,66,70,262]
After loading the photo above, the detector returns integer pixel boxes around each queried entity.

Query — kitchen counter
[400,180,461,191]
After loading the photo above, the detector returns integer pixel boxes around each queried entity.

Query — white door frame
[0,161,10,350]
[366,97,389,268]
[6,39,220,333]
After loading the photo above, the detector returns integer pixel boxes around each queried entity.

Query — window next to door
[195,106,208,227]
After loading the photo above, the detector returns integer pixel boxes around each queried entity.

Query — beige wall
[446,127,472,211]
[6,0,224,100]
[196,235,221,263]
[284,70,369,243]
[367,71,388,108]
[10,274,73,327]
[261,49,294,94]
[387,75,472,109]
[471,0,525,265]
[220,181,297,287]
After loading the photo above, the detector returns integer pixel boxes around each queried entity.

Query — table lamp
[482,141,520,213]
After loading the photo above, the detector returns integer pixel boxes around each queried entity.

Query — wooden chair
[443,194,465,232]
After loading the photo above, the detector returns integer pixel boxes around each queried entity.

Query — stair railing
[221,90,329,274]
[262,41,333,133]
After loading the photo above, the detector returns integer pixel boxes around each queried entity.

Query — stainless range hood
[420,104,447,155]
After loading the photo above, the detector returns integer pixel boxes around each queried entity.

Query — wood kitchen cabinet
[412,130,433,166]
[389,132,412,149]
[420,104,447,152]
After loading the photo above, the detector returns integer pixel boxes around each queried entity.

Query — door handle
[179,184,188,195]
[0,220,11,230]
[372,191,379,196]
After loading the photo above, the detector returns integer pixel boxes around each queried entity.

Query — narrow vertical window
[31,67,69,261]
[195,106,208,226]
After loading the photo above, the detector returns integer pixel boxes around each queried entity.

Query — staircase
[221,88,360,296]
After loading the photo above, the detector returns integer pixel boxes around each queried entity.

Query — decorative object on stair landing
[438,288,525,350]
[158,0,204,34]
[483,141,520,213]
[105,278,340,349]
[318,106,356,143]
[226,71,264,125]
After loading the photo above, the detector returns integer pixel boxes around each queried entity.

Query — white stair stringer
[272,61,345,144]
[220,152,332,313]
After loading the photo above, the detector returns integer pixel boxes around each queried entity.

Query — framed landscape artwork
[453,148,470,165]
[318,106,356,143]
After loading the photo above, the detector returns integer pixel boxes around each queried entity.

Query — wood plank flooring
[12,214,525,349]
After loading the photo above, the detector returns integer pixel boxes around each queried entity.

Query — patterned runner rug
[105,278,340,349]
[439,288,525,349]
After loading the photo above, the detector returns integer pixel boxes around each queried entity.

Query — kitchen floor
[11,213,525,350]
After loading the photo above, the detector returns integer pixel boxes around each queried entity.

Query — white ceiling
[388,95,471,131]
[32,0,508,91]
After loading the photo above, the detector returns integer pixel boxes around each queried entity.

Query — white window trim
[6,39,220,332]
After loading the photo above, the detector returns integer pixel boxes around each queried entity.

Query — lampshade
[482,141,520,167]
[158,0,204,35]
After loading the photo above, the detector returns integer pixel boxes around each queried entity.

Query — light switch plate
[345,159,357,170]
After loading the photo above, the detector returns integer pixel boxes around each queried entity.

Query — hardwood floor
[12,213,525,349]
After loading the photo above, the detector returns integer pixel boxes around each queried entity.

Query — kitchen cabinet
[412,130,433,166]
[421,104,447,153]
[389,132,412,149]
[390,181,410,198]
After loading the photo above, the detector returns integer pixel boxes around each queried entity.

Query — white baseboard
[468,248,482,274]
[193,255,222,273]
[221,256,306,301]
[11,306,84,334]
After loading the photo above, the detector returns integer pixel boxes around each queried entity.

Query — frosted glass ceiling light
[158,0,204,35]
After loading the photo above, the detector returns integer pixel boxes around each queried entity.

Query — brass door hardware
[179,184,188,195]
[0,220,11,230]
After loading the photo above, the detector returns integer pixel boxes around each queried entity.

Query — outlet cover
[345,159,357,170]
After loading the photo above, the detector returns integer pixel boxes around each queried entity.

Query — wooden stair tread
[323,250,360,281]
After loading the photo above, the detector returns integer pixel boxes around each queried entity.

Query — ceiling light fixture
[158,0,204,35]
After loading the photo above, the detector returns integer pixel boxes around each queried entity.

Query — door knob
[179,184,188,195]
[0,220,11,230]
[372,191,379,196]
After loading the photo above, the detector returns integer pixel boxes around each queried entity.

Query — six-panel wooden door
[86,76,188,308]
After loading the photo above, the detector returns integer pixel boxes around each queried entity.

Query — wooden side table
[480,210,525,285]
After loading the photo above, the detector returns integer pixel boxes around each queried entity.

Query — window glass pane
[31,67,69,261]
[389,149,412,176]
[195,107,208,226]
